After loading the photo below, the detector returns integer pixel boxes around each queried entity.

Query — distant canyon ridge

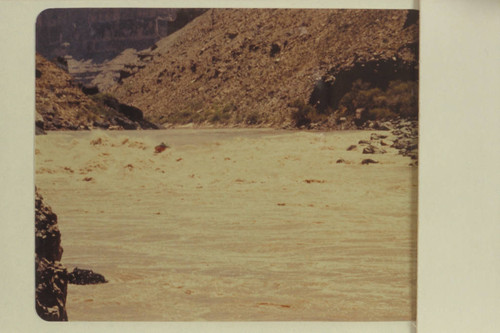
[35,8,418,130]
[36,8,207,88]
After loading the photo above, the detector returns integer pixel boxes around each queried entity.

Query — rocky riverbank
[35,188,108,320]
[35,187,68,321]
[335,117,418,166]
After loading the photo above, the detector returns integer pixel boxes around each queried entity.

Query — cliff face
[107,9,418,127]
[35,188,68,321]
[36,8,207,87]
[36,8,207,62]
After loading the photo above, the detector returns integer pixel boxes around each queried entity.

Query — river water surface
[35,129,417,321]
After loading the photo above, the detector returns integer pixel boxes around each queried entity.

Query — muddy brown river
[35,129,417,321]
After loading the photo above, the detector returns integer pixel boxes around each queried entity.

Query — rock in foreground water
[35,187,68,321]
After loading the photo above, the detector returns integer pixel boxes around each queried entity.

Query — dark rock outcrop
[53,56,69,72]
[35,188,68,321]
[362,158,379,165]
[89,92,159,129]
[80,85,100,95]
[35,112,46,135]
[35,188,109,320]
[68,268,107,285]
[362,145,386,154]
[370,133,388,140]
[356,117,418,163]
[349,117,417,164]
[114,115,139,130]
[389,118,418,163]
[118,103,143,121]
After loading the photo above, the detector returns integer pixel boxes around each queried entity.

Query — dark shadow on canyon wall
[36,8,207,62]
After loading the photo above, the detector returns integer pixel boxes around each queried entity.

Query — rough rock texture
[68,268,107,285]
[35,111,46,135]
[390,119,418,161]
[36,8,207,88]
[35,187,68,321]
[362,145,386,154]
[36,8,206,62]
[35,53,99,130]
[108,9,418,127]
[353,117,418,164]
[35,53,159,131]
[362,158,379,165]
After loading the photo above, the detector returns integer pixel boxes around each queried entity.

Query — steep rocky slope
[36,53,100,131]
[35,53,158,131]
[35,187,68,321]
[108,9,418,127]
[36,8,207,88]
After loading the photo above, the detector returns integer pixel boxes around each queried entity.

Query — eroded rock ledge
[35,188,109,320]
[35,187,68,321]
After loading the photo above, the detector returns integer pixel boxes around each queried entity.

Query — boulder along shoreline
[35,188,107,321]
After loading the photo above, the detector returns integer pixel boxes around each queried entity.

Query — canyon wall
[107,9,418,127]
[36,8,206,62]
[36,8,207,88]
